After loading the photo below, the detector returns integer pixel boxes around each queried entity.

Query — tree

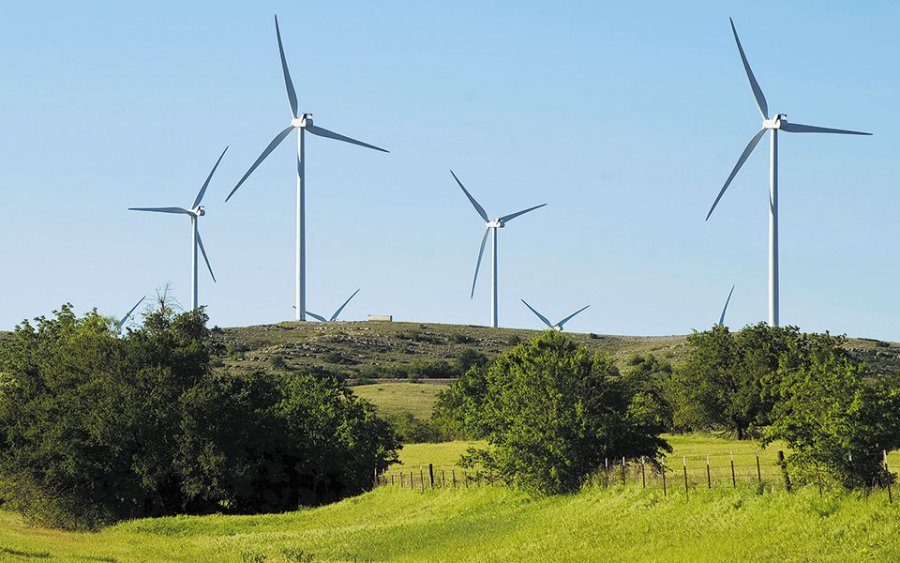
[764,343,900,489]
[673,323,800,439]
[0,305,399,529]
[448,332,669,495]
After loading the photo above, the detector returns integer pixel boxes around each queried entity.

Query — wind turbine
[129,147,226,310]
[521,299,590,332]
[226,15,388,322]
[706,18,871,327]
[451,170,546,328]
[305,288,361,322]
[717,285,735,327]
[115,296,146,333]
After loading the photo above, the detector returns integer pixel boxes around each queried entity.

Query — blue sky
[1,1,899,339]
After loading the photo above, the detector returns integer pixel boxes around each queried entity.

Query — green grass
[353,382,446,420]
[0,484,896,561]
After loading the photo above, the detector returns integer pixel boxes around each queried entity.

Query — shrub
[764,345,900,489]
[0,305,399,529]
[446,332,669,495]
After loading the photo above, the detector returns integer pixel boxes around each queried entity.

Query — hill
[214,320,900,382]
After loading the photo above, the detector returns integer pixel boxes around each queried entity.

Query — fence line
[375,450,896,503]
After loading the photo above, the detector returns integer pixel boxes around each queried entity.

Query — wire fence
[375,450,896,503]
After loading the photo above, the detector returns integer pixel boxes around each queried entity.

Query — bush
[764,344,900,489]
[0,305,399,529]
[443,332,669,495]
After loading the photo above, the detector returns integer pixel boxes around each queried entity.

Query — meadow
[0,478,896,562]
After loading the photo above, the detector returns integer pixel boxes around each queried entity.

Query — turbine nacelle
[487,219,504,229]
[190,206,206,217]
[762,114,787,130]
[290,113,313,128]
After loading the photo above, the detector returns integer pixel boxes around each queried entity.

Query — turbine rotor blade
[521,299,553,328]
[197,231,216,283]
[706,128,766,221]
[557,304,590,328]
[719,284,735,327]
[330,288,361,321]
[225,126,294,202]
[499,203,547,224]
[274,15,299,118]
[305,311,327,322]
[128,207,191,215]
[779,122,872,135]
[729,18,768,119]
[193,146,229,209]
[450,170,489,222]
[470,228,490,298]
[116,296,146,332]
[304,124,389,153]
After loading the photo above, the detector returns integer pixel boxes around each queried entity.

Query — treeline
[0,305,399,530]
[435,325,900,494]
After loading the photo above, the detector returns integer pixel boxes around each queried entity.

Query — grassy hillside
[352,383,446,420]
[214,320,900,382]
[1,484,896,561]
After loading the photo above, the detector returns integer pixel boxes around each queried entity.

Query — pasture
[0,480,896,561]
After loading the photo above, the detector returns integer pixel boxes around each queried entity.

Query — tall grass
[0,484,896,561]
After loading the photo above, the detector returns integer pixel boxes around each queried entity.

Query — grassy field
[352,382,446,420]
[0,483,896,561]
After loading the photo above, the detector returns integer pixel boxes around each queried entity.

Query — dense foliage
[673,323,900,488]
[0,305,399,529]
[439,331,670,495]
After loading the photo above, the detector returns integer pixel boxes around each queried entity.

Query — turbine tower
[226,15,388,322]
[718,285,735,327]
[706,18,870,327]
[451,170,546,328]
[130,147,226,310]
[521,299,590,332]
[306,288,361,322]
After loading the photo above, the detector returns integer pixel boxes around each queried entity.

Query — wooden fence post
[730,451,736,489]
[420,465,425,492]
[756,450,762,484]
[682,456,689,498]
[621,457,627,486]
[452,465,457,489]
[777,451,791,492]
[885,450,893,504]
[391,472,395,487]
[640,456,646,489]
[410,469,414,490]
[706,454,711,489]
[441,465,446,488]
[429,464,435,489]
[662,458,667,497]
[463,468,469,489]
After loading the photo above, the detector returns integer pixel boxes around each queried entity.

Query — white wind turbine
[451,170,546,328]
[717,285,735,327]
[305,288,360,322]
[226,15,388,322]
[521,299,590,332]
[129,147,226,311]
[706,18,871,327]
[115,296,146,333]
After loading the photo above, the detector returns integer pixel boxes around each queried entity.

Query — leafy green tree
[0,305,399,529]
[450,332,669,495]
[673,323,802,439]
[764,344,900,489]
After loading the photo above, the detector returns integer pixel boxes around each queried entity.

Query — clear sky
[1,1,899,339]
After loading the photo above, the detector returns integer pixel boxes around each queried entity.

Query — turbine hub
[292,113,313,128]
[192,206,205,217]
[487,219,503,228]
[763,114,787,130]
